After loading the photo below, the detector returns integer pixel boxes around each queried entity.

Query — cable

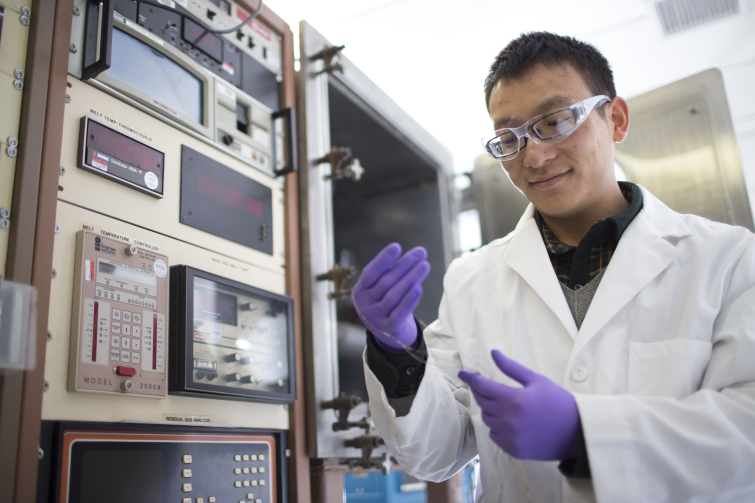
[136,0,263,35]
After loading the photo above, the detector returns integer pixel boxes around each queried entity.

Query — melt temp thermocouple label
[70,231,169,397]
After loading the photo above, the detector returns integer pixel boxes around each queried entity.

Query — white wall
[265,0,755,211]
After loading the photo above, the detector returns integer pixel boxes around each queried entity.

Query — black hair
[484,32,616,115]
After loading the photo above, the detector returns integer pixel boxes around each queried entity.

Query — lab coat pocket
[628,339,712,399]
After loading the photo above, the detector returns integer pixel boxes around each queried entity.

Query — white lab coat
[365,187,755,502]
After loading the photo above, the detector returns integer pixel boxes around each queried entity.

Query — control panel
[170,266,295,403]
[69,230,169,397]
[60,430,280,503]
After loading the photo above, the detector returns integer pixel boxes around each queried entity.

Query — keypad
[123,324,131,336]
[122,311,132,323]
[120,351,131,363]
[121,337,131,349]
[133,325,141,338]
[112,309,121,321]
[112,321,121,334]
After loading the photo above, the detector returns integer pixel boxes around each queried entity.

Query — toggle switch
[225,354,240,363]
[224,373,241,382]
[240,375,255,384]
[115,366,136,376]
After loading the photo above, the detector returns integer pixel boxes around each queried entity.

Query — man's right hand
[351,243,431,353]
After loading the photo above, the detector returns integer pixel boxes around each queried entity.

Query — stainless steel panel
[616,68,753,231]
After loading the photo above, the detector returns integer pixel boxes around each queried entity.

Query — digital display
[80,118,165,196]
[99,260,157,287]
[105,28,203,124]
[183,18,223,62]
[197,173,264,218]
[80,450,165,503]
[194,277,238,326]
[180,146,273,255]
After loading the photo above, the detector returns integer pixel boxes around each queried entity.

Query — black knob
[240,357,253,365]
[240,302,256,311]
[207,9,216,20]
[240,375,255,384]
[224,354,240,363]
[207,372,218,381]
[196,370,207,379]
[224,373,241,382]
[222,134,234,145]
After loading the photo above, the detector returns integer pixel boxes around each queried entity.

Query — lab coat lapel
[572,188,692,355]
[502,205,579,339]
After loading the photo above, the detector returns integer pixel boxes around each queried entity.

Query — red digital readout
[196,173,263,218]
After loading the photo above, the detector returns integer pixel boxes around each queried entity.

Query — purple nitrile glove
[351,243,431,353]
[458,350,581,461]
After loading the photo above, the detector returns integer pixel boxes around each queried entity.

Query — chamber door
[298,21,457,462]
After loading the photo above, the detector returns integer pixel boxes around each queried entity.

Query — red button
[116,366,136,376]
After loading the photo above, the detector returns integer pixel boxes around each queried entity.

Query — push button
[570,366,589,383]
[234,481,242,488]
[182,469,192,478]
[182,483,192,492]
[183,455,192,464]
[182,499,191,503]
[258,454,265,461]
[259,480,265,486]
[246,494,254,500]
[208,498,216,503]
[234,468,242,475]
[243,468,249,474]
[115,366,136,376]
[242,455,249,461]
[259,467,265,473]
[234,455,241,461]
[250,455,257,461]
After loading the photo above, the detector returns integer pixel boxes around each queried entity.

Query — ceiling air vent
[655,0,740,35]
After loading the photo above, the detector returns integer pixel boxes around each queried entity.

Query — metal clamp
[316,263,354,300]
[321,393,370,434]
[344,435,387,471]
[317,146,365,182]
[311,44,345,76]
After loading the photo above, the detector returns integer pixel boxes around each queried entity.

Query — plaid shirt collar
[534,182,644,286]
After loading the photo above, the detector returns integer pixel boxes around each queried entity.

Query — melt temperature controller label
[69,231,169,397]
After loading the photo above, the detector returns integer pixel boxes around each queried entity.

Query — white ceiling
[264,0,755,174]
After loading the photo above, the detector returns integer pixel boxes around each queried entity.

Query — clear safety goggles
[482,95,611,161]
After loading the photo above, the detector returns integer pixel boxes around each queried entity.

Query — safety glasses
[482,95,611,160]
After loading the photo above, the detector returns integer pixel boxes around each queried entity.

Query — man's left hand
[458,350,582,461]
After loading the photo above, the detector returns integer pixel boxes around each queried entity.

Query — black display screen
[80,449,165,503]
[194,277,238,326]
[105,28,203,124]
[183,18,223,62]
[80,117,165,196]
[180,145,273,254]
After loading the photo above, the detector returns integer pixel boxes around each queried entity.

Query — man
[351,32,755,502]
